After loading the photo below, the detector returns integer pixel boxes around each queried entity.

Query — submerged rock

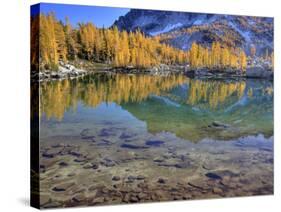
[211,121,230,128]
[97,139,113,146]
[40,158,58,170]
[42,148,62,158]
[187,182,205,190]
[174,162,192,169]
[58,161,68,167]
[205,172,222,180]
[202,162,217,170]
[68,150,82,157]
[212,187,223,194]
[129,195,139,203]
[157,178,167,184]
[120,143,149,149]
[72,194,85,203]
[119,132,136,140]
[112,176,121,181]
[145,140,165,147]
[80,128,91,137]
[136,175,146,180]
[98,128,116,137]
[153,157,165,163]
[100,158,116,167]
[52,182,75,192]
[92,197,105,204]
[83,162,99,169]
[51,143,65,148]
[73,157,87,163]
[43,201,62,208]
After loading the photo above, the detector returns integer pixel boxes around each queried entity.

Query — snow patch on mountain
[150,23,183,36]
[228,22,251,42]
[134,16,156,28]
[193,20,202,25]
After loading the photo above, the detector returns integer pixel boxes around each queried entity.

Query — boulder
[65,64,75,71]
[159,64,170,71]
[194,68,209,76]
[58,66,70,73]
[50,72,65,79]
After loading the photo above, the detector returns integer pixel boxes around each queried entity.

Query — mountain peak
[113,9,273,55]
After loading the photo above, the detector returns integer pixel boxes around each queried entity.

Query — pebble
[188,180,206,190]
[74,158,87,163]
[69,150,82,157]
[52,182,75,192]
[40,158,58,169]
[123,193,130,202]
[158,178,167,184]
[119,132,135,139]
[80,129,90,138]
[98,128,115,137]
[129,195,139,202]
[72,194,85,203]
[59,161,68,167]
[210,121,230,128]
[40,194,51,206]
[213,187,223,194]
[92,197,105,204]
[51,143,65,148]
[228,182,238,189]
[83,162,99,169]
[112,176,121,181]
[137,192,147,200]
[202,163,216,170]
[120,143,149,149]
[205,172,222,180]
[145,140,165,147]
[42,149,62,158]
[175,162,191,169]
[136,175,146,180]
[153,157,164,163]
[97,139,112,146]
[43,201,61,208]
[67,172,76,177]
[221,176,231,185]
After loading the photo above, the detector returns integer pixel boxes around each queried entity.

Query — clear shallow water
[38,73,273,208]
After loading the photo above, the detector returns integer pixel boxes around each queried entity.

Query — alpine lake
[38,72,273,208]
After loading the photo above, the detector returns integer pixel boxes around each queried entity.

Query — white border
[0,0,280,211]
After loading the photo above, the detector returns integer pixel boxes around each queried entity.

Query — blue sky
[31,3,130,28]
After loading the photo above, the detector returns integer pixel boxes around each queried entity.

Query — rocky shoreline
[185,67,273,80]
[32,63,88,82]
[32,61,274,82]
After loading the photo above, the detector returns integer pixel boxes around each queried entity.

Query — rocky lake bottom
[39,126,273,208]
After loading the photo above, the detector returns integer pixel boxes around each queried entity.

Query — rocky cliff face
[113,9,273,55]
